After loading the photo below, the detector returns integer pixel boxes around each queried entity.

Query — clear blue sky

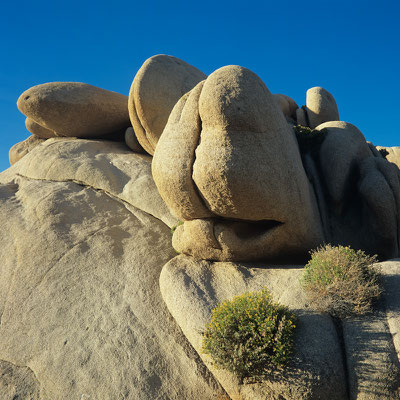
[1,0,399,172]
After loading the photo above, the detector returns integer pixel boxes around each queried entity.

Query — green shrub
[302,244,381,318]
[202,288,296,382]
[294,124,326,153]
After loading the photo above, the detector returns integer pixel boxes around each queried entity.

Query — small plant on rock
[170,220,183,235]
[202,288,296,382]
[301,244,381,318]
[294,124,327,153]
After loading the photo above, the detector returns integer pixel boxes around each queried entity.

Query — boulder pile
[2,54,400,399]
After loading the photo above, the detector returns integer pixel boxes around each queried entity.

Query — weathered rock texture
[17,82,130,138]
[0,360,40,400]
[6,137,178,227]
[9,135,46,165]
[160,255,400,400]
[153,65,324,262]
[0,140,225,400]
[128,54,207,155]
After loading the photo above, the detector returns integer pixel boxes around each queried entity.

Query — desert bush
[202,288,296,382]
[301,244,381,318]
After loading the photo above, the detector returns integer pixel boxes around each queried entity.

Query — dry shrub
[202,288,296,382]
[302,244,382,318]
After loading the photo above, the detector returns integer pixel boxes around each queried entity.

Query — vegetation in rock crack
[379,148,389,159]
[301,244,382,318]
[294,125,326,153]
[202,288,296,382]
[170,220,184,234]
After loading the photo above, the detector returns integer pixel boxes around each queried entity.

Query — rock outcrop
[3,54,400,399]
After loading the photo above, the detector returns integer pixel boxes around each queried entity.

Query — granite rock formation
[2,54,400,399]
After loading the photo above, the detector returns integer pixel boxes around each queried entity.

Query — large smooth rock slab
[0,175,223,400]
[160,255,348,400]
[129,54,206,155]
[306,87,340,129]
[17,82,130,138]
[8,135,46,165]
[4,137,178,227]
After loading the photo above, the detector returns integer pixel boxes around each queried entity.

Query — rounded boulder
[17,82,130,138]
[129,55,206,155]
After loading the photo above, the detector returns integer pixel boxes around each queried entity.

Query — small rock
[124,127,145,153]
[273,93,298,119]
[25,118,55,138]
[9,135,46,165]
[306,87,339,129]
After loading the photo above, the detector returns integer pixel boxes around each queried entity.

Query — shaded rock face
[0,141,225,400]
[125,126,145,153]
[153,65,324,262]
[17,82,130,138]
[304,121,400,260]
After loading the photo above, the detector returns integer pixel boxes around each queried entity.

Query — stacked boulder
[12,55,400,262]
[11,54,400,263]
